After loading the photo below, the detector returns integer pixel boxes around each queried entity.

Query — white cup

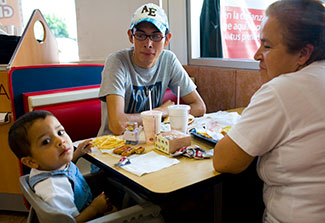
[141,110,162,144]
[168,105,190,133]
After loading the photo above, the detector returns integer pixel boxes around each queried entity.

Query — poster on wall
[220,0,276,59]
[0,0,23,35]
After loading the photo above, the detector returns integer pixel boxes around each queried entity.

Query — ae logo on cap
[141,5,157,17]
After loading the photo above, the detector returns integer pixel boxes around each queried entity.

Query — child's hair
[8,110,54,159]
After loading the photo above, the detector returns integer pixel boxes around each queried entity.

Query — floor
[0,210,28,223]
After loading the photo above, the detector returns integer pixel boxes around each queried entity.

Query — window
[187,0,276,69]
[21,0,78,62]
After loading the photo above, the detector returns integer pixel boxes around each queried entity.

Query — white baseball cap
[130,3,169,34]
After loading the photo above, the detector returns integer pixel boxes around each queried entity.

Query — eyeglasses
[132,33,165,42]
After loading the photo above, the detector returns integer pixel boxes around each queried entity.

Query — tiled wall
[184,65,268,113]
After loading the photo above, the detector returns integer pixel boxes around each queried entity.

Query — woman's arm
[213,135,255,174]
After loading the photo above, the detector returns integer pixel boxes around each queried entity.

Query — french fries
[91,135,125,150]
[197,131,213,139]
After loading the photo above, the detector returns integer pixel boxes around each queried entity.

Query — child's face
[26,115,74,171]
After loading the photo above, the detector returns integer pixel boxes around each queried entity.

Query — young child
[8,110,112,222]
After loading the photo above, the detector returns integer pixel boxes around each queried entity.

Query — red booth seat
[23,85,101,142]
[23,86,180,142]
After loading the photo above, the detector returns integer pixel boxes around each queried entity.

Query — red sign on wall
[0,0,22,27]
[221,5,264,59]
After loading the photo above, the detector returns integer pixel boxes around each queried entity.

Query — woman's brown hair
[266,0,325,65]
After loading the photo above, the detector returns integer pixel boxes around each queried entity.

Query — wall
[75,0,159,62]
[75,0,189,64]
[184,65,268,113]
[166,0,187,65]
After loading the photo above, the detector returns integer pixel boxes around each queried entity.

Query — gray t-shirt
[97,48,196,135]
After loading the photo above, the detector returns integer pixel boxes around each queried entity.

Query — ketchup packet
[114,156,131,167]
[171,145,213,159]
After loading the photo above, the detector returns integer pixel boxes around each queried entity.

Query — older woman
[213,0,325,222]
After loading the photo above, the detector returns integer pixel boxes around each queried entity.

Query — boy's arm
[73,139,92,163]
[181,90,206,117]
[35,177,110,222]
[106,94,142,135]
[35,178,80,217]
[75,192,111,223]
[106,94,174,135]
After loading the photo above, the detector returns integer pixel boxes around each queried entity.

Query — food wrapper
[114,157,131,167]
[170,145,214,159]
[188,111,241,141]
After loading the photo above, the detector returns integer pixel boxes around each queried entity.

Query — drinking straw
[149,89,152,111]
[177,86,180,105]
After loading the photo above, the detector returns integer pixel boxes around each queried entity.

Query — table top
[87,108,244,195]
[88,134,218,194]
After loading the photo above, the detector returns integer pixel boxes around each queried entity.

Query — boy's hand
[73,139,92,162]
[90,192,112,215]
[75,192,112,222]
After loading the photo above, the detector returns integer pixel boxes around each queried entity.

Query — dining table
[86,132,219,193]
[84,107,246,222]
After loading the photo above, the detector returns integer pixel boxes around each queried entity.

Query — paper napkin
[121,151,180,176]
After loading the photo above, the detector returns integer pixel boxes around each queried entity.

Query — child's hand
[75,192,112,222]
[73,139,92,162]
[90,192,112,215]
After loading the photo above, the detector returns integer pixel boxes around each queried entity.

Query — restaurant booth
[0,10,104,211]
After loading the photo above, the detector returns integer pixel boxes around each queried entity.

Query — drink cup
[141,110,162,144]
[168,105,191,133]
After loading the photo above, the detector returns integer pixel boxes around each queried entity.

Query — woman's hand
[73,139,92,163]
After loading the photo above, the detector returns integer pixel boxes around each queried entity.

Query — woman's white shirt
[228,61,325,222]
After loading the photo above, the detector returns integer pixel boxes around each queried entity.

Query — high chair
[19,174,164,223]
